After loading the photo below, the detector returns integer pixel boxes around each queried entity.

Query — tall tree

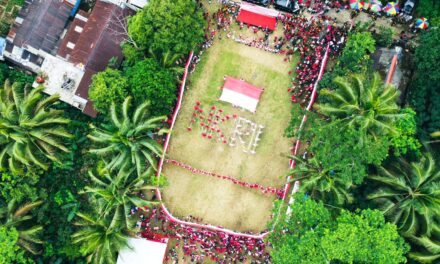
[315,73,403,138]
[83,166,158,230]
[88,97,168,176]
[127,0,206,58]
[288,124,389,205]
[124,58,177,116]
[72,204,131,264]
[367,152,440,236]
[268,194,409,264]
[409,28,440,139]
[0,199,43,254]
[0,81,72,175]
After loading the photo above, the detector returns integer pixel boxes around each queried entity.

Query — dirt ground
[161,38,298,232]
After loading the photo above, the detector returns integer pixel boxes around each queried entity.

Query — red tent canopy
[237,9,277,30]
[223,77,263,100]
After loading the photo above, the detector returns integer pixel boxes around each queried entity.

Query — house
[3,0,133,117]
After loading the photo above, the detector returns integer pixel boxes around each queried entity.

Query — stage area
[161,38,298,232]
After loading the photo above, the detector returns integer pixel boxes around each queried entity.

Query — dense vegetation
[272,19,439,263]
[0,0,206,263]
[0,0,439,263]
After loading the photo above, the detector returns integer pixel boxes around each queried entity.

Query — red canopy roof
[236,9,277,31]
[222,77,263,100]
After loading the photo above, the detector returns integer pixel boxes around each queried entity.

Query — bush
[88,68,128,113]
[375,26,394,48]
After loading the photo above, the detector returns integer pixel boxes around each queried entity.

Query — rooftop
[8,0,73,55]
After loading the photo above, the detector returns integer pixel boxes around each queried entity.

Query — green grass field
[161,38,298,232]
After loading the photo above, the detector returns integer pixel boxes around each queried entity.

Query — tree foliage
[88,68,129,113]
[315,73,402,138]
[0,226,33,264]
[290,124,389,205]
[88,97,168,176]
[83,166,158,231]
[128,0,206,58]
[367,152,440,236]
[0,199,43,255]
[0,81,72,175]
[268,194,409,264]
[390,108,422,157]
[72,205,130,264]
[125,58,177,116]
[409,28,440,139]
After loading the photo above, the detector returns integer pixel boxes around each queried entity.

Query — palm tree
[148,48,184,76]
[0,80,73,175]
[0,199,43,254]
[407,223,440,263]
[83,165,158,230]
[367,152,440,236]
[88,97,168,177]
[288,155,353,205]
[72,204,131,264]
[314,73,403,138]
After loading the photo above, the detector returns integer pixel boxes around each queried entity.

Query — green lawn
[161,38,299,232]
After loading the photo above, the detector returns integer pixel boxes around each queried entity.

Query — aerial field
[161,38,298,232]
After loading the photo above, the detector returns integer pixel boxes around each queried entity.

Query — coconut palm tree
[72,204,131,264]
[0,80,73,175]
[83,165,158,230]
[0,199,43,254]
[407,223,440,264]
[88,97,168,177]
[314,73,403,138]
[288,155,353,206]
[367,152,440,236]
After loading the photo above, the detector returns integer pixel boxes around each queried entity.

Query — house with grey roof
[3,0,133,117]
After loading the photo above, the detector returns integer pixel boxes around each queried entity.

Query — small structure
[3,0,133,117]
[219,76,264,113]
[103,0,149,10]
[0,37,5,60]
[117,238,168,264]
[237,2,279,30]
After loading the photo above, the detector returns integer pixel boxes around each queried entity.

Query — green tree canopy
[0,226,33,264]
[72,204,130,264]
[124,58,177,116]
[367,151,440,237]
[289,124,389,205]
[0,81,72,175]
[88,68,129,113]
[0,199,43,255]
[315,73,403,138]
[83,165,158,230]
[409,28,440,139]
[338,32,376,74]
[390,108,422,157]
[127,0,206,58]
[268,194,409,264]
[88,97,168,176]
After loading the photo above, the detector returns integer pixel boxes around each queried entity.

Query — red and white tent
[237,2,280,30]
[219,77,264,113]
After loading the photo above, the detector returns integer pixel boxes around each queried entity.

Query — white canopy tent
[117,238,168,264]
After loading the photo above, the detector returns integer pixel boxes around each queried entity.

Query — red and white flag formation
[219,76,264,113]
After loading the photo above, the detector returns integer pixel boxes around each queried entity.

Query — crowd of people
[136,206,272,263]
[278,14,348,104]
[165,159,285,198]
